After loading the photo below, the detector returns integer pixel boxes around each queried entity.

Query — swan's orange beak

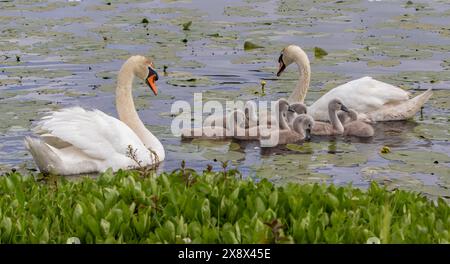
[146,75,158,95]
[146,67,159,96]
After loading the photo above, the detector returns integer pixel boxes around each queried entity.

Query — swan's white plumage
[307,77,410,121]
[35,107,148,160]
[24,55,163,175]
[27,107,156,175]
[280,45,433,122]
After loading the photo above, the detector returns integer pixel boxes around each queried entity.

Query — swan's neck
[279,109,289,130]
[286,110,297,127]
[288,50,311,104]
[245,101,258,123]
[116,65,165,160]
[329,108,344,134]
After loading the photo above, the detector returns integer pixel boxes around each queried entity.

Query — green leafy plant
[0,166,449,244]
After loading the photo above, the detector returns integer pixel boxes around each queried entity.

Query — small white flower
[66,237,81,244]
[366,237,381,244]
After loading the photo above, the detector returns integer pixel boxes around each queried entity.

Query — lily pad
[381,150,450,165]
[367,60,401,68]
[166,76,216,87]
[413,123,449,141]
[388,163,450,179]
[0,99,58,133]
[224,6,266,17]
[315,152,368,167]
[244,41,264,51]
[286,143,314,154]
[202,149,245,162]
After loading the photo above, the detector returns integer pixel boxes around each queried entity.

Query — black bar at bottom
[0,244,448,263]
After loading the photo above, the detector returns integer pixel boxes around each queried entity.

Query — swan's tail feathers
[368,88,433,122]
[24,136,63,174]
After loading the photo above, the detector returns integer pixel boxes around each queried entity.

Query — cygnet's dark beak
[305,128,311,141]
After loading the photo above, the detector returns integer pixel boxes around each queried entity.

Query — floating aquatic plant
[244,41,264,51]
[182,21,192,31]
[381,146,391,154]
[261,80,267,96]
[314,47,328,59]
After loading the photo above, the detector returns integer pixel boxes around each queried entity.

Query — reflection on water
[372,120,419,145]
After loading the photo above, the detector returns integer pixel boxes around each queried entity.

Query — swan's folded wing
[342,77,410,105]
[33,107,145,161]
[314,77,411,114]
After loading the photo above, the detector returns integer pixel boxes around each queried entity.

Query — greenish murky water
[0,0,449,199]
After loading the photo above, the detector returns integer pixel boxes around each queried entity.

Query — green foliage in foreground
[0,168,449,244]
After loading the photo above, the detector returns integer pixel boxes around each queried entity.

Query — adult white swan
[277,45,433,122]
[24,55,165,175]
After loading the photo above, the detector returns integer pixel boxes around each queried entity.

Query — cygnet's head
[289,103,307,115]
[292,114,315,141]
[338,108,358,124]
[286,103,307,124]
[328,98,349,113]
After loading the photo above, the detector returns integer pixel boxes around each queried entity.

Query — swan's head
[126,55,159,95]
[293,114,315,141]
[277,45,308,77]
[329,98,349,113]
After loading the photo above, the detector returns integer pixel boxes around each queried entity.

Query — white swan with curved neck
[24,55,165,175]
[277,45,433,122]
